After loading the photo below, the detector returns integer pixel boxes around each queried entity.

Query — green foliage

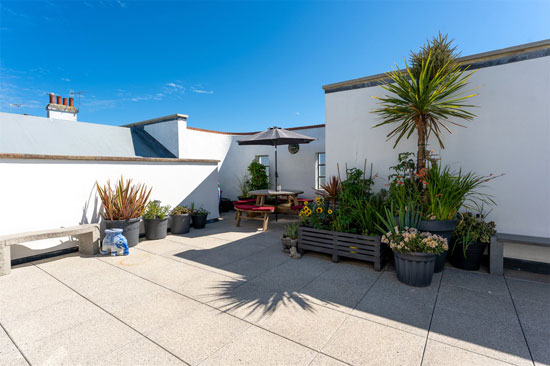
[372,35,477,171]
[424,163,496,220]
[171,205,189,215]
[96,176,152,220]
[237,174,250,198]
[283,222,299,240]
[409,32,460,79]
[376,202,422,235]
[382,227,448,254]
[387,152,424,213]
[299,197,334,230]
[144,200,171,220]
[189,202,210,216]
[453,212,496,258]
[247,160,269,191]
[340,167,373,201]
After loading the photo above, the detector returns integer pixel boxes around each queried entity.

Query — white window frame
[255,155,270,182]
[316,152,326,189]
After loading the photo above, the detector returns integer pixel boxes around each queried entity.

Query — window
[256,155,270,180]
[316,153,326,189]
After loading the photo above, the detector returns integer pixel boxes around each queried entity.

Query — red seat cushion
[291,205,304,211]
[233,199,256,204]
[298,198,313,203]
[234,204,275,213]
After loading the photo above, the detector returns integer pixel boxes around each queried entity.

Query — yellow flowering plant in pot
[299,197,334,230]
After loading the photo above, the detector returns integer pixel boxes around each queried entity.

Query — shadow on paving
[167,212,540,365]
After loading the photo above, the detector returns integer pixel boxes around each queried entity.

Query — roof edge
[123,114,188,127]
[322,39,550,92]
[0,153,218,164]
[187,124,325,136]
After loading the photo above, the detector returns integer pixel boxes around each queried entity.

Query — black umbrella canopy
[236,126,316,146]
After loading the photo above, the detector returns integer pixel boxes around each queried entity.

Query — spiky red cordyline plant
[96,176,152,220]
[315,176,341,208]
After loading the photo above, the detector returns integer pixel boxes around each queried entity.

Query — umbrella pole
[275,144,278,221]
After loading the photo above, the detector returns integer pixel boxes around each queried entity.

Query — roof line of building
[0,153,219,164]
[187,124,325,136]
[122,114,188,127]
[322,39,550,93]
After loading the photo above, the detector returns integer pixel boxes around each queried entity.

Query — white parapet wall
[324,45,550,243]
[0,154,220,260]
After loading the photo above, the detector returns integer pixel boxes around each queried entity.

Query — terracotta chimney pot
[62,98,67,106]
[56,96,62,104]
[49,93,55,104]
[69,97,74,107]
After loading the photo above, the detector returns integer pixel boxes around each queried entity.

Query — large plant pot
[394,252,436,287]
[281,236,298,253]
[105,218,141,247]
[144,218,168,240]
[191,214,208,229]
[418,219,458,273]
[170,214,190,234]
[450,241,487,271]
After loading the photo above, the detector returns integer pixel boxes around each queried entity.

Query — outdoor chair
[233,203,275,231]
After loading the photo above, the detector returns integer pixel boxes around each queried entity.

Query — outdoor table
[248,189,304,211]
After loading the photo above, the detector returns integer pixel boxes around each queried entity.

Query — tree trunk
[416,116,427,173]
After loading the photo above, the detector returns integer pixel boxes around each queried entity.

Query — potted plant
[190,203,210,229]
[170,205,190,234]
[143,201,171,240]
[236,174,251,201]
[420,162,497,272]
[96,176,151,247]
[450,212,496,271]
[281,222,299,253]
[247,160,269,191]
[381,227,448,287]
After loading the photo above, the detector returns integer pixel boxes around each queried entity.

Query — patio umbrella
[236,126,316,192]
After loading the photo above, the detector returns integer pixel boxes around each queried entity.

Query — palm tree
[372,49,477,172]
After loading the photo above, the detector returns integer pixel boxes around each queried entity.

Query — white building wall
[325,56,550,240]
[0,158,219,260]
[143,119,183,157]
[179,127,326,200]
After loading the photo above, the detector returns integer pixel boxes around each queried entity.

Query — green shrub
[144,201,171,220]
[247,160,268,191]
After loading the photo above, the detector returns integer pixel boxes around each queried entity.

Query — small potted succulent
[190,203,210,229]
[450,212,496,271]
[143,200,171,240]
[170,205,190,234]
[281,222,299,252]
[382,227,448,287]
[96,176,151,247]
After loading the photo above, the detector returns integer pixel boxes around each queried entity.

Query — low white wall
[325,56,550,239]
[0,158,219,260]
[179,127,326,200]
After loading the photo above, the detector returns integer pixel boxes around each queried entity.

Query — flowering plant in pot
[382,227,448,287]
[450,212,496,271]
[143,201,171,240]
[170,205,190,235]
[96,176,151,247]
[189,203,210,229]
[281,222,299,253]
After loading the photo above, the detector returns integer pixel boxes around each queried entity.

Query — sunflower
[316,207,323,214]
[315,197,321,204]
[303,201,308,206]
[328,209,333,215]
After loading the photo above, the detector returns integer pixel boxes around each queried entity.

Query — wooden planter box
[298,226,390,271]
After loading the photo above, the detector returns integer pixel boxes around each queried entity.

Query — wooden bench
[490,233,550,275]
[0,224,100,276]
[234,204,275,231]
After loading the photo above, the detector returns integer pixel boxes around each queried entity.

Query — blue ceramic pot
[101,228,129,256]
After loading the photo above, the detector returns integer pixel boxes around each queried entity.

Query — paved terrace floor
[1,213,549,366]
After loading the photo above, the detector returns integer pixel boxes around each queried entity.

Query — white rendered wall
[179,127,326,200]
[143,118,186,157]
[0,158,219,260]
[47,109,77,121]
[325,56,550,239]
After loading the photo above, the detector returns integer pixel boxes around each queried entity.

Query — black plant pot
[144,218,168,240]
[191,214,208,229]
[450,241,487,271]
[170,214,190,234]
[394,252,436,287]
[418,219,458,273]
[105,218,141,247]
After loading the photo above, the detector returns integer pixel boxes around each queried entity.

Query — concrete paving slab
[441,267,509,295]
[321,316,425,366]
[199,325,317,366]
[422,339,513,366]
[429,306,532,366]
[513,298,550,328]
[220,252,289,279]
[504,269,550,284]
[96,335,184,365]
[0,326,27,366]
[255,301,348,350]
[308,353,348,366]
[522,324,550,366]
[507,278,550,304]
[145,305,250,365]
[352,270,441,336]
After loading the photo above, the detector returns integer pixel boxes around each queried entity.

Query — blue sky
[1,0,548,131]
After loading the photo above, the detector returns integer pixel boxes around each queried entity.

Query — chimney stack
[46,93,79,121]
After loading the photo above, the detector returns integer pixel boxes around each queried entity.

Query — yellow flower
[328,209,333,215]
[304,201,308,206]
[316,207,323,213]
